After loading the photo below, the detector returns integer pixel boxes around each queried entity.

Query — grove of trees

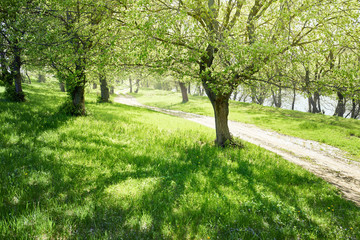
[1,0,360,146]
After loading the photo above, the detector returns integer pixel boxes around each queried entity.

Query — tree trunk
[251,86,257,104]
[188,82,191,94]
[11,43,25,102]
[204,86,232,147]
[93,83,97,89]
[25,70,31,84]
[334,92,346,117]
[197,85,205,96]
[0,50,7,80]
[72,85,85,115]
[59,82,65,92]
[350,98,359,119]
[179,81,189,103]
[271,87,282,108]
[110,86,114,94]
[100,74,109,102]
[38,73,46,83]
[315,91,321,113]
[308,92,321,113]
[129,77,132,93]
[198,44,233,147]
[292,86,296,110]
[233,91,238,101]
[134,79,140,93]
[68,62,86,115]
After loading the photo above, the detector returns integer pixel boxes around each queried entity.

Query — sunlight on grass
[132,88,360,159]
[1,83,359,239]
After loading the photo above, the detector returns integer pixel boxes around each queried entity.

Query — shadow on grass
[0,99,71,142]
[1,96,359,239]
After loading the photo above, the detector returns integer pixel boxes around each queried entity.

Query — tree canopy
[1,0,360,145]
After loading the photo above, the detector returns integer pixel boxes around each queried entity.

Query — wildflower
[207,237,210,239]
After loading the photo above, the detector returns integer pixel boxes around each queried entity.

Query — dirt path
[114,94,360,206]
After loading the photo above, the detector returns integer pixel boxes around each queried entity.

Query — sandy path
[114,94,360,206]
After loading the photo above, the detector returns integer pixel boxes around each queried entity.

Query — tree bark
[334,92,346,117]
[233,91,238,101]
[72,85,85,114]
[188,82,191,94]
[197,85,204,96]
[271,87,282,108]
[315,91,321,113]
[292,85,296,110]
[11,43,25,101]
[308,92,321,113]
[134,79,140,93]
[25,70,31,84]
[1,50,11,86]
[68,61,86,115]
[100,74,109,102]
[179,81,189,103]
[93,83,97,89]
[129,77,132,93]
[350,98,359,119]
[200,44,232,147]
[59,82,65,92]
[204,84,232,147]
[251,86,257,103]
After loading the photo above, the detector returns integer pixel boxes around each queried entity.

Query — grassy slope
[0,83,359,239]
[131,89,360,159]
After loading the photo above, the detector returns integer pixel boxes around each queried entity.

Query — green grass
[1,83,359,239]
[131,89,360,159]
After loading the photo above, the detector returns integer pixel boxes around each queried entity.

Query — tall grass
[0,83,359,239]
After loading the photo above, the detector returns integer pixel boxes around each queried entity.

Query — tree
[37,0,118,115]
[134,0,349,146]
[0,0,35,101]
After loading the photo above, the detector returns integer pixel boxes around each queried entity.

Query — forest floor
[114,94,360,206]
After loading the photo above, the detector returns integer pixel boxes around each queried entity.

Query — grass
[130,89,360,159]
[1,83,359,239]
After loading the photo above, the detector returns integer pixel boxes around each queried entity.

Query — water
[235,89,352,118]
